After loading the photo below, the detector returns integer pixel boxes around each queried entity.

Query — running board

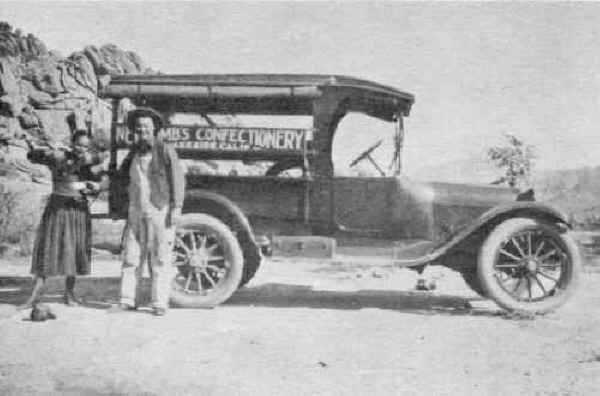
[271,236,336,258]
[264,235,441,264]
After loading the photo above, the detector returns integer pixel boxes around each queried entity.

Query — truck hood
[391,177,519,242]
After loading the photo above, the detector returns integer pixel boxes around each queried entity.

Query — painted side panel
[333,177,396,232]
[186,175,306,221]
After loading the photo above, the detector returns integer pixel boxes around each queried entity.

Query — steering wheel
[349,139,382,167]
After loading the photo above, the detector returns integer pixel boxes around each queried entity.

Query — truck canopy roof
[101,74,415,120]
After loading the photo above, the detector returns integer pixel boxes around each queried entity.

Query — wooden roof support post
[108,98,121,218]
[309,93,346,234]
[391,115,404,176]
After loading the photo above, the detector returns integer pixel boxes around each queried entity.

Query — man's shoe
[107,303,137,313]
[152,307,166,316]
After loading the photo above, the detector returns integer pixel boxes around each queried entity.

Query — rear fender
[183,189,261,263]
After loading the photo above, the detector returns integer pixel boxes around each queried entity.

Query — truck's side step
[263,235,436,262]
[270,236,336,258]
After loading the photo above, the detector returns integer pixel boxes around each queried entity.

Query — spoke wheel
[478,218,581,314]
[170,213,243,308]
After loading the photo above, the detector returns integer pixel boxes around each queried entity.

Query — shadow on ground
[228,283,502,317]
[0,276,139,309]
[0,277,502,317]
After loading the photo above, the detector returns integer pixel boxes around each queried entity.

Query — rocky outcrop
[0,22,149,151]
[0,22,154,255]
[0,22,48,59]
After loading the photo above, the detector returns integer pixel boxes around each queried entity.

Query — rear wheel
[170,214,243,308]
[478,218,581,314]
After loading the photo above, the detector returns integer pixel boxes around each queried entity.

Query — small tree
[488,133,536,189]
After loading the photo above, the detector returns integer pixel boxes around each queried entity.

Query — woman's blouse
[27,148,104,198]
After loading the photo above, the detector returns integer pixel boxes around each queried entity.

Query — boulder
[0,30,19,57]
[0,116,24,140]
[83,44,145,77]
[0,23,149,184]
[67,51,97,92]
[35,109,73,144]
[0,58,19,96]
[0,94,24,117]
[20,79,56,108]
[17,106,41,129]
[25,33,48,59]
[0,25,48,60]
[21,57,66,97]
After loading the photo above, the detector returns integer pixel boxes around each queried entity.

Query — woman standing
[22,130,106,307]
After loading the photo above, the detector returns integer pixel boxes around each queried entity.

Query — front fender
[394,201,570,266]
[441,201,570,250]
[464,201,570,233]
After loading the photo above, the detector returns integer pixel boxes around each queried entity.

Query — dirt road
[1,256,599,395]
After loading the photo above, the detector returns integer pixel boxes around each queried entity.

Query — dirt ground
[0,253,599,396]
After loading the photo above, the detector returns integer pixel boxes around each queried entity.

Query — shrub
[488,133,536,189]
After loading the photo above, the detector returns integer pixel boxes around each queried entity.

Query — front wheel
[170,213,243,308]
[478,218,582,314]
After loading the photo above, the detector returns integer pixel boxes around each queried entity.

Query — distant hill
[533,166,600,228]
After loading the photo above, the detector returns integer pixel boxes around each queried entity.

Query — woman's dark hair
[71,130,89,144]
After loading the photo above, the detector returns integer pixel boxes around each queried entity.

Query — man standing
[114,108,185,316]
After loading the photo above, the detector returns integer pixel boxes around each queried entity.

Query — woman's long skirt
[30,194,91,277]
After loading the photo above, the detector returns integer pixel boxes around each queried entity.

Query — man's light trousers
[120,206,175,309]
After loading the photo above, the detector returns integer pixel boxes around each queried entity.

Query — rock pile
[0,22,152,253]
[0,22,150,150]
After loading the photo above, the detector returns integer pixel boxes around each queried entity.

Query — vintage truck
[99,74,581,314]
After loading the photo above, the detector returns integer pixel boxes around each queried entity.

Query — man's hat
[126,107,164,132]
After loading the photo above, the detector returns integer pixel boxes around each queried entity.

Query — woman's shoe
[152,307,166,316]
[18,277,45,310]
[63,292,83,306]
[107,303,137,313]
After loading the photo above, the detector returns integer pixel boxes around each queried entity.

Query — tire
[238,232,262,287]
[170,213,243,308]
[477,218,582,314]
[240,253,261,287]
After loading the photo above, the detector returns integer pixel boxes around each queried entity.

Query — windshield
[332,113,399,177]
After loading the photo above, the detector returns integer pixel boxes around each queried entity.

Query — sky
[2,1,600,180]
